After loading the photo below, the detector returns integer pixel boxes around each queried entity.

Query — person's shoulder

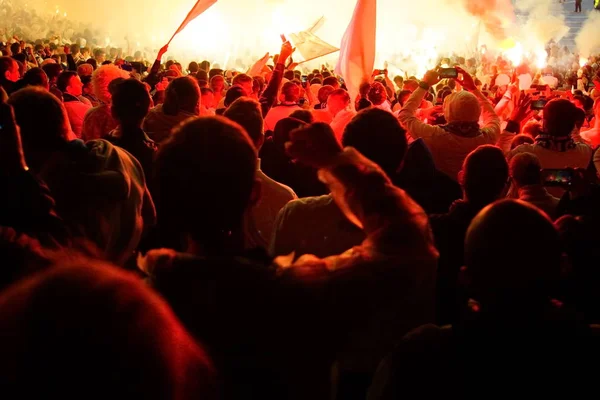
[284,195,334,212]
[256,170,297,199]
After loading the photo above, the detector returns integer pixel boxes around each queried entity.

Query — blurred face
[95,52,106,63]
[211,77,224,92]
[239,81,253,96]
[67,75,83,97]
[5,60,20,82]
[202,92,215,109]
[328,94,348,116]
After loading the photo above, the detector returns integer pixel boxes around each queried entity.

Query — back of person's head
[232,73,252,87]
[56,71,78,93]
[208,68,222,80]
[0,261,216,399]
[465,200,561,302]
[10,42,21,55]
[209,74,224,90]
[87,58,98,70]
[522,120,542,138]
[543,98,578,137]
[397,90,412,107]
[342,108,407,176]
[443,90,481,123]
[281,81,300,103]
[509,152,542,188]
[111,78,151,126]
[461,145,508,206]
[91,64,130,104]
[317,85,335,104]
[510,134,535,150]
[8,87,71,157]
[402,79,419,92]
[188,61,199,74]
[21,67,49,90]
[195,69,209,82]
[163,76,200,116]
[224,86,247,108]
[224,97,263,149]
[253,76,265,95]
[322,76,339,88]
[289,109,314,124]
[367,82,387,105]
[273,117,307,150]
[283,70,295,81]
[154,117,257,250]
[69,43,80,55]
[41,63,62,83]
[77,63,94,77]
[310,77,322,85]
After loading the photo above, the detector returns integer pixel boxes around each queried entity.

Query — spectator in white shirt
[328,89,356,143]
[224,97,297,249]
[263,81,302,132]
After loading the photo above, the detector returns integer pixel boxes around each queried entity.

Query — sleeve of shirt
[473,89,501,142]
[260,63,285,118]
[397,88,444,141]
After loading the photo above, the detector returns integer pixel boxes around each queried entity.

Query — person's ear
[248,177,262,209]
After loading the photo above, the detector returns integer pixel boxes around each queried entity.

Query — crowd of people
[1,28,600,399]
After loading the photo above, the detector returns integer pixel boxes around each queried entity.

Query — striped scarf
[534,134,576,152]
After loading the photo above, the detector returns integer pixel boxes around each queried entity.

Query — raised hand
[455,66,477,91]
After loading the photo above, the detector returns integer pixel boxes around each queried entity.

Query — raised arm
[260,40,294,117]
[397,74,443,140]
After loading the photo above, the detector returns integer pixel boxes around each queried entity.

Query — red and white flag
[334,0,376,107]
[168,0,218,44]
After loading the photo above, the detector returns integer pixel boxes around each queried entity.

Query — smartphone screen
[541,169,573,187]
[439,68,458,79]
[531,99,547,110]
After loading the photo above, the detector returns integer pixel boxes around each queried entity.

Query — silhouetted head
[459,145,508,207]
[224,97,264,149]
[342,108,407,176]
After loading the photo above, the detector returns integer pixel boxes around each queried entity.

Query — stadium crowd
[1,24,600,399]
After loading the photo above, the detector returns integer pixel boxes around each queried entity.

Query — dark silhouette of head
[8,87,71,169]
[42,63,63,85]
[543,98,578,137]
[154,117,257,253]
[322,76,340,89]
[224,86,247,108]
[111,78,151,128]
[460,145,508,207]
[510,134,535,150]
[224,97,264,149]
[289,109,314,124]
[342,108,407,176]
[281,81,300,103]
[0,261,216,399]
[188,61,199,74]
[465,199,561,304]
[20,67,49,90]
[163,76,200,116]
[509,152,542,188]
[368,82,387,106]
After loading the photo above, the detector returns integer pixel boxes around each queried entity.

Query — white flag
[168,0,218,44]
[334,0,376,107]
[289,30,339,64]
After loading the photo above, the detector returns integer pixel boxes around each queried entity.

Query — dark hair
[57,71,78,93]
[208,68,223,79]
[87,58,98,70]
[93,48,105,58]
[187,61,199,73]
[310,78,322,85]
[368,82,387,106]
[466,200,561,299]
[0,261,216,399]
[281,81,300,103]
[111,78,151,125]
[397,90,412,107]
[509,152,542,186]
[224,86,247,108]
[163,76,200,116]
[543,98,578,137]
[510,134,535,150]
[10,42,21,55]
[283,70,295,81]
[232,73,252,87]
[7,87,70,165]
[224,97,264,148]
[253,76,265,96]
[199,60,211,72]
[289,109,314,124]
[196,70,209,82]
[342,108,407,176]
[21,67,49,89]
[462,145,508,207]
[154,117,257,250]
[42,63,63,82]
[70,43,80,55]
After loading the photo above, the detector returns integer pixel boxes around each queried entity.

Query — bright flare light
[579,57,587,68]
[534,48,547,69]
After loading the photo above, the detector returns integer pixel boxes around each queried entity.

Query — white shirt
[244,159,297,249]
[331,109,356,143]
[263,103,303,132]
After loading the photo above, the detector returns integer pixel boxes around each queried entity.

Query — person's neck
[119,123,144,138]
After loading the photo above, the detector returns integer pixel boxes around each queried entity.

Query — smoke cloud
[576,11,600,58]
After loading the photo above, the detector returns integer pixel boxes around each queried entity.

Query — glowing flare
[534,48,547,69]
[579,57,587,68]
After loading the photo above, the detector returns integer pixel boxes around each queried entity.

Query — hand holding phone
[541,169,573,187]
[438,67,458,79]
